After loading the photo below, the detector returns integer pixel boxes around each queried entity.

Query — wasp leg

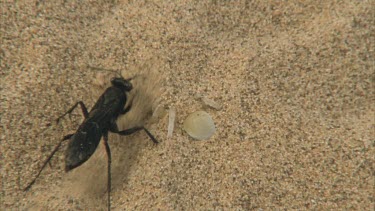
[56,101,89,123]
[24,133,74,191]
[109,120,158,144]
[103,131,112,211]
[120,102,132,115]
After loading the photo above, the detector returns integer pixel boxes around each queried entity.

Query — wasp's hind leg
[24,133,74,191]
[102,131,112,211]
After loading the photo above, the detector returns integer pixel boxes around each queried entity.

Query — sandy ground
[1,0,374,210]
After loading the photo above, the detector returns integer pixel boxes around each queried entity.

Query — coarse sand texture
[1,1,374,210]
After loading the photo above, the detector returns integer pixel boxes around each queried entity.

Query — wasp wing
[86,87,127,127]
[64,87,126,171]
[65,120,102,171]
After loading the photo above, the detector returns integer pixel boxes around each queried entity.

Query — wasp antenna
[126,74,140,81]
[87,65,122,78]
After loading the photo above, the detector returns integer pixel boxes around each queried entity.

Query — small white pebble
[202,97,222,110]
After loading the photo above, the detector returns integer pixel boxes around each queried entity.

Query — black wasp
[24,75,158,211]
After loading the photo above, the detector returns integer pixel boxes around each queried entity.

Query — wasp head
[111,77,133,92]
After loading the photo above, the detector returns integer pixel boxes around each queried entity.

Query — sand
[1,1,374,210]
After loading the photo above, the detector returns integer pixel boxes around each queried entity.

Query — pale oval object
[167,107,176,138]
[183,111,216,140]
